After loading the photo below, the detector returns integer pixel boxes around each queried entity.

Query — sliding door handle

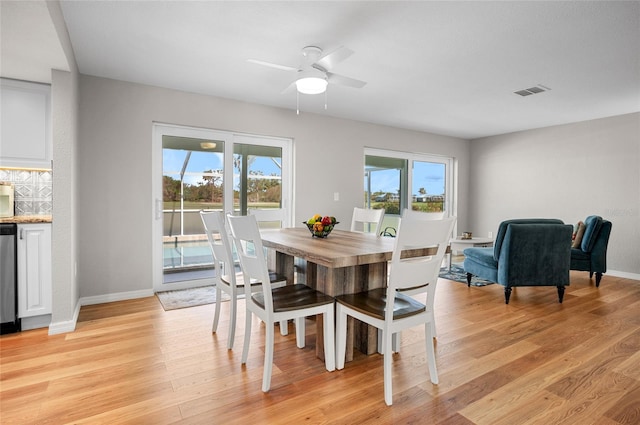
[155,199,163,220]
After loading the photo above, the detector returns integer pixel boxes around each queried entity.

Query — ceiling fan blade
[247,59,298,72]
[327,72,367,89]
[316,46,354,70]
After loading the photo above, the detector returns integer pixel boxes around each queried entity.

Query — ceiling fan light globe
[296,77,328,95]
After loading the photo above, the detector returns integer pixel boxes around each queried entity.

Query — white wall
[48,0,80,333]
[77,75,470,298]
[469,112,640,277]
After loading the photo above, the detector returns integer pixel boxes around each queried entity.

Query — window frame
[364,147,454,218]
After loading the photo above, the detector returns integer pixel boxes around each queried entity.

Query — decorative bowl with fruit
[304,214,338,238]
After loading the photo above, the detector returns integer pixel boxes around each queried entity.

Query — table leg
[274,251,295,285]
[272,253,389,362]
[310,262,387,361]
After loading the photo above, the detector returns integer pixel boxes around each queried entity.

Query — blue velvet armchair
[570,215,612,287]
[463,219,573,304]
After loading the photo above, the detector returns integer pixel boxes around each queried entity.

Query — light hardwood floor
[1,271,639,424]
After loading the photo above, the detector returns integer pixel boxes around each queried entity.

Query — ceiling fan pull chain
[324,89,328,110]
[296,91,300,115]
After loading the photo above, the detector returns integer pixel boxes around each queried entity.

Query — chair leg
[378,330,400,354]
[336,305,347,370]
[241,310,252,364]
[595,272,602,287]
[424,320,439,385]
[557,285,565,303]
[392,332,400,352]
[323,307,336,372]
[383,329,394,406]
[262,323,275,392]
[280,320,289,336]
[227,292,238,350]
[295,317,305,348]
[212,286,222,333]
[504,287,512,304]
[466,272,472,287]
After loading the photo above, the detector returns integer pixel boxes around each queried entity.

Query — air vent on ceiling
[514,85,551,97]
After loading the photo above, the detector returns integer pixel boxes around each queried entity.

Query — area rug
[439,265,494,287]
[156,286,232,311]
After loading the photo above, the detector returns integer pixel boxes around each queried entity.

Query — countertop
[0,215,52,224]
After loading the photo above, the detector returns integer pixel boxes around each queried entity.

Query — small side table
[448,237,494,270]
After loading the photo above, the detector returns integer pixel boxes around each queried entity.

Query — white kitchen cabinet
[0,78,52,169]
[17,223,52,318]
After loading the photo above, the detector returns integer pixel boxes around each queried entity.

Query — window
[364,148,453,228]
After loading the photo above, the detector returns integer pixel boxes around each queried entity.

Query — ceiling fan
[248,46,367,95]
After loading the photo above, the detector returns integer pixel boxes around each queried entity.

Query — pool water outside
[164,239,213,270]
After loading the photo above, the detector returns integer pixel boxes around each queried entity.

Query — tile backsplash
[0,169,52,215]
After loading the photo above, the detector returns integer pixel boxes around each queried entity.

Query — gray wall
[468,112,640,277]
[77,75,470,298]
[49,0,80,332]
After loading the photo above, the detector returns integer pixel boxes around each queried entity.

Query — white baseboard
[606,269,640,281]
[47,290,154,335]
[80,289,155,306]
[48,301,81,335]
[22,314,52,331]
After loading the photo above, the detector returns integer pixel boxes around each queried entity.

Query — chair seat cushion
[252,284,334,312]
[570,248,590,261]
[463,247,497,268]
[335,288,426,320]
[268,271,288,284]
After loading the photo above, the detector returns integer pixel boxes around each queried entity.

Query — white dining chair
[336,216,456,405]
[248,208,292,334]
[200,211,287,349]
[248,208,287,228]
[402,209,445,220]
[350,207,385,235]
[227,214,336,392]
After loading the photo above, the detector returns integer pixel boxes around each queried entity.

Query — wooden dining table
[261,227,397,361]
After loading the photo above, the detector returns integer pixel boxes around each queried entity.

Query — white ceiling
[3,1,640,139]
[0,1,69,83]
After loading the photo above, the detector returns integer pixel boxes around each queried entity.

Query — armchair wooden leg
[557,285,565,303]
[595,272,602,287]
[466,272,472,287]
[504,287,512,304]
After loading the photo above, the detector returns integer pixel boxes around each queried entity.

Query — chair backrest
[497,222,573,286]
[249,208,286,229]
[200,211,236,286]
[402,209,445,220]
[227,214,274,310]
[493,218,564,261]
[387,216,456,316]
[350,207,385,234]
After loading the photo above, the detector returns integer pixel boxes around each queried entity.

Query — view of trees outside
[161,134,286,279]
[365,159,445,215]
[163,154,281,210]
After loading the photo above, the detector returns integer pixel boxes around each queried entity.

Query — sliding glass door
[152,124,292,291]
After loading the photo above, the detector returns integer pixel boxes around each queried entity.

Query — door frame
[151,122,292,292]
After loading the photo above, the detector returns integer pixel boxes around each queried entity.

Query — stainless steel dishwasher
[1,223,20,334]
